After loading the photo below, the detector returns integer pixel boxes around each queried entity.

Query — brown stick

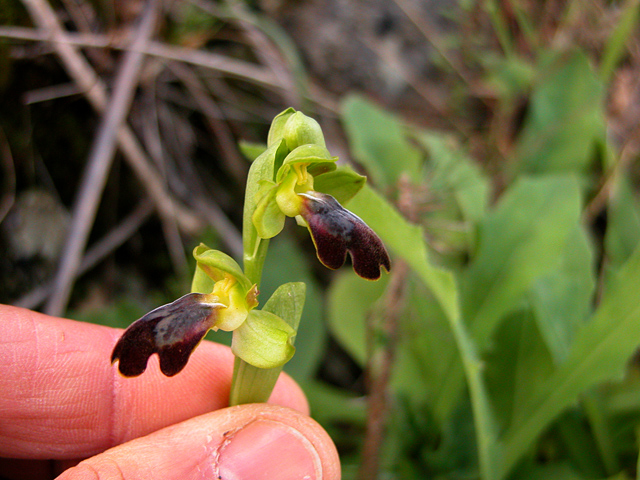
[358,176,416,480]
[15,199,155,310]
[29,0,162,316]
[0,26,280,89]
[358,260,409,480]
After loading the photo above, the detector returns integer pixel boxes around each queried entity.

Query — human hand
[0,304,340,479]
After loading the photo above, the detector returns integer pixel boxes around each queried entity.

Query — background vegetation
[3,1,640,479]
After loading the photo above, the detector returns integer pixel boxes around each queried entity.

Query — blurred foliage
[4,0,640,479]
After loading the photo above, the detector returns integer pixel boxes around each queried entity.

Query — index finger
[0,305,308,459]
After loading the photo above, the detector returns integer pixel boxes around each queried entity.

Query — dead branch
[34,0,161,316]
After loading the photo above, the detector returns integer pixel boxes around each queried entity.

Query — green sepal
[253,181,286,239]
[191,262,216,294]
[193,244,252,292]
[313,166,367,204]
[282,111,326,151]
[267,107,296,147]
[276,144,337,182]
[232,309,296,369]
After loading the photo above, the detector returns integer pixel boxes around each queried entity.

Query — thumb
[58,404,340,480]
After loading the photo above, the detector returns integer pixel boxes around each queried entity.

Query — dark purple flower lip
[111,293,223,377]
[299,192,391,280]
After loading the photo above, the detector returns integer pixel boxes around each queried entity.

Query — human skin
[0,304,340,479]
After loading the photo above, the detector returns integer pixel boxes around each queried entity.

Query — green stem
[230,357,281,405]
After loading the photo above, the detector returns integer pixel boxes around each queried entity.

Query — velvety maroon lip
[111,293,222,377]
[299,192,391,281]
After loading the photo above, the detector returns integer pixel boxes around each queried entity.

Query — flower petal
[111,293,223,377]
[193,245,252,292]
[300,192,391,280]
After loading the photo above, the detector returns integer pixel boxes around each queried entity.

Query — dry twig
[0,26,281,89]
[31,0,161,315]
[15,199,155,310]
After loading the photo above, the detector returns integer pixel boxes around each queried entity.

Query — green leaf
[262,281,306,332]
[231,309,296,369]
[341,94,422,188]
[484,307,555,433]
[414,131,490,225]
[238,141,267,162]
[313,166,366,205]
[516,51,605,174]
[500,241,640,479]
[326,269,388,366]
[461,175,582,350]
[600,0,640,82]
[393,278,460,424]
[347,184,502,479]
[605,174,640,270]
[347,184,458,323]
[530,226,596,363]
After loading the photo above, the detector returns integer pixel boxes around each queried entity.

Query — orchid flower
[112,107,390,405]
[251,110,391,280]
[111,246,295,377]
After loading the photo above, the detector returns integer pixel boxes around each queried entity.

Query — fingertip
[61,404,340,480]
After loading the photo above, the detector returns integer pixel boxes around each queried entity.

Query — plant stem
[230,357,281,405]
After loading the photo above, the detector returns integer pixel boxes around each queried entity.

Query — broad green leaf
[516,51,605,174]
[605,174,640,270]
[461,175,582,350]
[326,269,388,366]
[530,226,596,363]
[484,307,555,433]
[313,166,366,205]
[500,241,640,480]
[394,278,461,424]
[414,131,490,225]
[348,184,501,479]
[347,184,459,322]
[341,94,422,188]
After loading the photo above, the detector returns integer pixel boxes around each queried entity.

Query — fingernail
[216,419,322,480]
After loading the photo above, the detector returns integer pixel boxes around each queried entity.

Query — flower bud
[282,111,326,151]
